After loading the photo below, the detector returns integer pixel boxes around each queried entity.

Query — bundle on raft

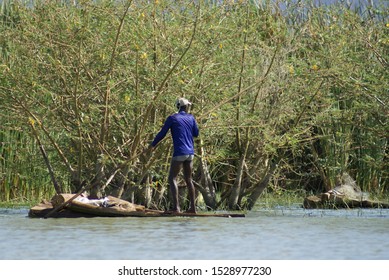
[29,194,245,218]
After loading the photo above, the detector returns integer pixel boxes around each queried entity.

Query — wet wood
[29,201,95,218]
[29,194,245,218]
[303,195,389,209]
[140,208,246,218]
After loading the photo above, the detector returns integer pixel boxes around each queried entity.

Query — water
[1,206,389,260]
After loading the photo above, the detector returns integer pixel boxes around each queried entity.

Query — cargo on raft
[28,194,245,218]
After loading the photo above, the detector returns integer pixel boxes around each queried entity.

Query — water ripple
[1,208,389,260]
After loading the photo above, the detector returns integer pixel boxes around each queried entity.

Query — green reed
[0,0,387,207]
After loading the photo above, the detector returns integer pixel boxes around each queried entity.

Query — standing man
[149,97,199,213]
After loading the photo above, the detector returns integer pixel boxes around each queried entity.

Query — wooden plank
[157,211,245,218]
[67,204,245,218]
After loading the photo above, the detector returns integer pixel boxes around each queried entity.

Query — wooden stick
[29,122,62,194]
[44,187,86,219]
[144,209,245,218]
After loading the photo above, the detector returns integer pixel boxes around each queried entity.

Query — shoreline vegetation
[1,0,388,211]
[0,191,321,209]
[2,190,389,211]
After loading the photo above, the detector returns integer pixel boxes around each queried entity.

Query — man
[149,97,199,213]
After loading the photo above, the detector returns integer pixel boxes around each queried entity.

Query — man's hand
[140,145,154,162]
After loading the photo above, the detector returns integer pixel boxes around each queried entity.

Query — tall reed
[0,0,387,207]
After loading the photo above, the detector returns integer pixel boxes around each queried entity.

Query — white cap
[176,97,192,108]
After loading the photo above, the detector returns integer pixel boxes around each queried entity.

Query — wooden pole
[29,122,62,194]
[44,186,87,218]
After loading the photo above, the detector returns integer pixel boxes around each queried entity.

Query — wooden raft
[303,194,389,209]
[29,194,245,218]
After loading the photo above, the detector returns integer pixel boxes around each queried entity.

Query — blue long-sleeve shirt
[151,111,199,157]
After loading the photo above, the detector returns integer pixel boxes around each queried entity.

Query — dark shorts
[172,155,194,162]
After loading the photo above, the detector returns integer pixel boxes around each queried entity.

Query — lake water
[1,205,389,260]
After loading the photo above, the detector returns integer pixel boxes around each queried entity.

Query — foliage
[0,0,387,209]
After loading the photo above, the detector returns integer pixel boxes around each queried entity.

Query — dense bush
[1,0,387,209]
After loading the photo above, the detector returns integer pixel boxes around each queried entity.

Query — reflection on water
[1,206,389,260]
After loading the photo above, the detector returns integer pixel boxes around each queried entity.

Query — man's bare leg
[168,160,182,213]
[183,160,196,213]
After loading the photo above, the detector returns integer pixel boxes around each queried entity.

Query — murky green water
[1,206,389,260]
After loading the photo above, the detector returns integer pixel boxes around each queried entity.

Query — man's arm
[192,117,199,138]
[151,116,172,147]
